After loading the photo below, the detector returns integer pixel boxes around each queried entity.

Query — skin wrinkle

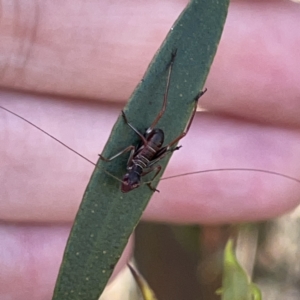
[0,1,2,28]
[21,1,40,89]
[12,0,40,88]
[0,1,11,79]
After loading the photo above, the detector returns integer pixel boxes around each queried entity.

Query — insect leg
[99,145,135,162]
[146,51,177,134]
[165,88,207,149]
[121,111,148,145]
[142,165,162,192]
[125,145,136,166]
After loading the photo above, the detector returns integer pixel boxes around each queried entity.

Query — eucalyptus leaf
[52,0,229,299]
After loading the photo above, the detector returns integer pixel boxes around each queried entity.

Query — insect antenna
[160,168,300,184]
[103,170,126,184]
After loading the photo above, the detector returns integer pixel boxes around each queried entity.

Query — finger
[1,1,299,125]
[1,91,300,224]
[0,222,133,300]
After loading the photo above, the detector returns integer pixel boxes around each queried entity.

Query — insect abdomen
[147,128,164,148]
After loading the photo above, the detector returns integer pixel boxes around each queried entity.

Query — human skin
[0,0,300,299]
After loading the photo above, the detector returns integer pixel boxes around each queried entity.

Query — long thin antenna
[0,105,96,167]
[161,168,300,184]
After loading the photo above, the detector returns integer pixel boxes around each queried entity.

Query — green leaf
[52,1,229,299]
[218,239,262,300]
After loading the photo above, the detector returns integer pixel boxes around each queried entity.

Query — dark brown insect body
[99,53,207,192]
[121,128,166,192]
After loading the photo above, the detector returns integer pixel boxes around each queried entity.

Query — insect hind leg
[146,51,177,134]
[165,88,207,149]
[142,165,162,192]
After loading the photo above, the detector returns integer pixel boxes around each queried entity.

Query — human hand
[1,0,300,299]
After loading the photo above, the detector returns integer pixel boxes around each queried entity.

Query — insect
[99,53,207,192]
